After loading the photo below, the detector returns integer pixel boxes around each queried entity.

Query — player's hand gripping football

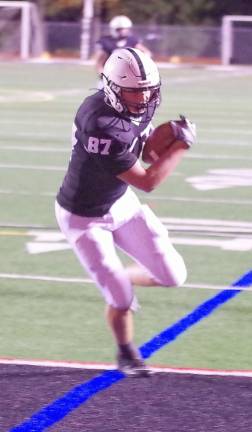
[142,114,196,164]
[169,115,196,148]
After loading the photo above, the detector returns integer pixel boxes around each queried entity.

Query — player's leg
[55,200,135,308]
[106,304,150,376]
[55,201,149,375]
[113,204,187,288]
[106,305,133,344]
[73,230,150,376]
[125,263,158,286]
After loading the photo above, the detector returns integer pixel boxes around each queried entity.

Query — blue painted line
[10,269,252,432]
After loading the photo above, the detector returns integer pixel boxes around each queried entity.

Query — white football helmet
[109,15,132,37]
[102,47,161,115]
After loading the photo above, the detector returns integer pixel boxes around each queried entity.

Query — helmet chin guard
[102,48,161,116]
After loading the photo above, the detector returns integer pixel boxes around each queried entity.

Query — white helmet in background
[109,15,133,38]
[102,47,161,115]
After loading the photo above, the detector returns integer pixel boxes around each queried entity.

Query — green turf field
[0,61,251,369]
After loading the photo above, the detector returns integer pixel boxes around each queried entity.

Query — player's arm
[117,139,187,192]
[117,116,196,192]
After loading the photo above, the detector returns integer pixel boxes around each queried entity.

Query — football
[142,122,176,164]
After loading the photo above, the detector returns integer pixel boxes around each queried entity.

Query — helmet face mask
[102,48,161,117]
[113,27,131,38]
[120,86,161,115]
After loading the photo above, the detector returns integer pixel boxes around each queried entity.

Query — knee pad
[158,257,187,287]
[109,293,139,312]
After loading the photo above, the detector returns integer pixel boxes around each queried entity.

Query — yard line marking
[0,145,69,153]
[0,231,29,237]
[142,195,252,205]
[1,118,252,126]
[199,128,252,135]
[1,218,251,233]
[0,131,67,138]
[0,220,249,253]
[0,163,66,171]
[199,139,252,147]
[1,114,250,123]
[2,132,252,142]
[2,357,252,378]
[0,273,91,284]
[9,270,252,432]
[0,189,55,197]
[0,88,84,104]
[0,90,54,103]
[0,164,179,175]
[0,112,71,120]
[186,153,252,161]
[162,217,252,228]
[1,189,252,206]
[1,145,252,161]
[1,272,252,292]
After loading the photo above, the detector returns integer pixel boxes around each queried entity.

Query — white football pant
[55,188,187,311]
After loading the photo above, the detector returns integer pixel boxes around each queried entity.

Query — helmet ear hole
[103,75,124,113]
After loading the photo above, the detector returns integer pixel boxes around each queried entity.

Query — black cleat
[117,353,152,378]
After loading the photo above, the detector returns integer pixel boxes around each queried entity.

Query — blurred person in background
[94,15,151,86]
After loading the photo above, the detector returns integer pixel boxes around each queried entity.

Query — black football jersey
[56,91,155,217]
[96,35,139,56]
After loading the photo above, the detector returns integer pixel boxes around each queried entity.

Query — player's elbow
[129,173,157,192]
[143,173,161,192]
[140,179,156,193]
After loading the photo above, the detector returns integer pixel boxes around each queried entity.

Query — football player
[94,15,151,84]
[55,47,196,377]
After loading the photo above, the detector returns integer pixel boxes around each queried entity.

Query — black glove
[169,114,196,148]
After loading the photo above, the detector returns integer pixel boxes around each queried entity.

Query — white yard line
[1,129,252,139]
[0,119,67,126]
[1,111,71,119]
[0,131,67,138]
[0,163,66,171]
[1,116,252,125]
[0,188,252,206]
[186,153,252,161]
[141,195,252,206]
[1,146,252,162]
[199,128,252,136]
[0,189,55,196]
[199,138,251,147]
[0,145,69,153]
[0,272,251,291]
[1,356,252,377]
[161,217,252,228]
[0,273,91,284]
[1,217,252,231]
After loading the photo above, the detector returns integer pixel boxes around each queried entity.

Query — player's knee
[110,294,138,312]
[171,264,187,287]
[101,270,138,311]
[159,260,187,287]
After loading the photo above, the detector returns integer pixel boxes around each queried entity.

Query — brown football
[142,122,176,164]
